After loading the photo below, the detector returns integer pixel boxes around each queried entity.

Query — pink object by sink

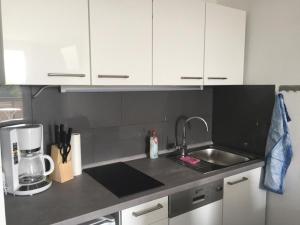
[179,156,200,165]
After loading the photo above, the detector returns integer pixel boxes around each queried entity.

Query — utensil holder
[50,145,74,183]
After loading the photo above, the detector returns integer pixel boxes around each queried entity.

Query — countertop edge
[52,160,264,225]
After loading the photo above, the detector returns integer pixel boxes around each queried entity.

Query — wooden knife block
[50,145,74,183]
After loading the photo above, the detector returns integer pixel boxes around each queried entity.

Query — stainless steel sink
[189,148,250,166]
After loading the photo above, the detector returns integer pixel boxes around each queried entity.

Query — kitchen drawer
[77,215,116,225]
[121,197,168,225]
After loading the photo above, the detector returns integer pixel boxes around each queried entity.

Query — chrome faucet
[175,115,188,148]
[180,116,209,157]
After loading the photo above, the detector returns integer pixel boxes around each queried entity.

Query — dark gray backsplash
[212,85,275,157]
[0,85,275,164]
[30,88,213,165]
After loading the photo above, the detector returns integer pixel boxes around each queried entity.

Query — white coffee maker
[0,124,54,196]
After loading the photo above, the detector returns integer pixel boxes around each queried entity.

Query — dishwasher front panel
[168,179,223,218]
[169,200,223,225]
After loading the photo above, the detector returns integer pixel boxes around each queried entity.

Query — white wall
[217,0,300,85]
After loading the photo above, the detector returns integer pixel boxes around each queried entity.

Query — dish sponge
[179,156,200,165]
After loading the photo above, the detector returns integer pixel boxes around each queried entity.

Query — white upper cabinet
[1,0,90,85]
[0,1,246,86]
[90,0,152,86]
[204,3,246,85]
[153,0,205,86]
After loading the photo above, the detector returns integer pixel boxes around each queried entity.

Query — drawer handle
[227,177,248,185]
[192,195,206,204]
[84,218,114,225]
[207,77,228,80]
[132,203,163,217]
[181,76,203,80]
[48,73,86,77]
[98,75,130,79]
[89,219,112,225]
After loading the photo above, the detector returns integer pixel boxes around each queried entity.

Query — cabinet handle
[48,73,86,77]
[83,218,114,225]
[181,76,203,80]
[132,203,163,217]
[207,77,228,80]
[227,177,248,185]
[192,195,206,204]
[98,75,130,79]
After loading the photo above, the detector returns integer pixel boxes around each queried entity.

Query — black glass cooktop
[85,162,164,198]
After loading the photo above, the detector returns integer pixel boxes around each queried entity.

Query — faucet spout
[181,116,209,156]
[184,116,208,132]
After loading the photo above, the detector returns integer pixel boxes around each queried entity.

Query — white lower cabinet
[150,218,168,225]
[223,167,266,225]
[121,196,168,225]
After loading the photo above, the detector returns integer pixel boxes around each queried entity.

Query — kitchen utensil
[54,125,60,147]
[58,128,65,163]
[18,152,54,184]
[62,128,72,163]
[61,144,71,163]
[50,145,74,183]
[59,124,64,142]
[55,124,73,163]
[66,128,72,145]
[0,124,54,195]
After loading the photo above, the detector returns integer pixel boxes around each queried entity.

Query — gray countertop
[5,157,264,225]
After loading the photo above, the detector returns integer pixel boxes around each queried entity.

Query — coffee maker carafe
[0,124,54,195]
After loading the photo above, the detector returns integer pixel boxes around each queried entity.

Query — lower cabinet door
[121,197,168,225]
[223,167,266,225]
[169,200,223,225]
[150,218,168,225]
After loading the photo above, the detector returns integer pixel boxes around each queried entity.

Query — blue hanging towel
[264,93,293,194]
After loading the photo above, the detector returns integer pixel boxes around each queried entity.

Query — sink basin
[189,148,250,166]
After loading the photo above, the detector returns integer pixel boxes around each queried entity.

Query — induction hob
[85,162,164,198]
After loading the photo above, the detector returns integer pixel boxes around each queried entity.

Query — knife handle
[66,128,72,145]
[54,125,59,146]
[59,124,64,133]
[61,132,66,145]
[59,124,64,145]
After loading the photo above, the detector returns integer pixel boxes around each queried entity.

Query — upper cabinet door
[90,0,152,86]
[153,0,205,86]
[1,0,90,85]
[204,3,246,85]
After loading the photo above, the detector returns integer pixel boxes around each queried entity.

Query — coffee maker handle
[42,155,55,176]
